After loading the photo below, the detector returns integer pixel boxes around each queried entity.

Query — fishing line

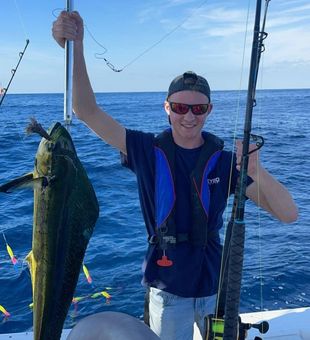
[215,1,271,336]
[52,9,109,58]
[52,9,109,57]
[256,26,267,312]
[250,0,272,312]
[54,0,210,72]
[214,0,252,320]
[13,0,29,40]
[100,0,210,72]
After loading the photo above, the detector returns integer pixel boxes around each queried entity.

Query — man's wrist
[74,41,84,53]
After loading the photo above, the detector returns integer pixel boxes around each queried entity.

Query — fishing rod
[206,0,271,339]
[64,0,74,126]
[0,39,29,107]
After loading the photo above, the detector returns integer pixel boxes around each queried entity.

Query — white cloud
[193,7,248,23]
[268,14,310,29]
[137,7,161,24]
[137,0,208,25]
[266,28,310,65]
[162,1,310,66]
[280,3,310,14]
[166,0,196,5]
[166,5,252,37]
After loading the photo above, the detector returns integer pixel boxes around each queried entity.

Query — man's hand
[235,139,261,180]
[52,11,84,48]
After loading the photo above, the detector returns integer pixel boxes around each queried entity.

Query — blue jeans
[148,287,216,340]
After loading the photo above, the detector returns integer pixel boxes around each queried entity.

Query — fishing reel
[204,315,269,340]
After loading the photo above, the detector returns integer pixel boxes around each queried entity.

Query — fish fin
[0,173,52,193]
[0,173,34,193]
[26,250,36,294]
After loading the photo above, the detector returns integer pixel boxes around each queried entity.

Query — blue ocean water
[0,89,309,334]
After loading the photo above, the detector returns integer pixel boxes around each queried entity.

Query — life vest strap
[148,231,219,245]
[148,233,189,245]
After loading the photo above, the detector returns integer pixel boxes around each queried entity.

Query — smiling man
[52,10,298,340]
[165,72,212,148]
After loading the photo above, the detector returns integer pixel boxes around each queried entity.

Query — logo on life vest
[208,177,220,185]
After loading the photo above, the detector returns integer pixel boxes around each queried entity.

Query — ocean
[0,89,309,334]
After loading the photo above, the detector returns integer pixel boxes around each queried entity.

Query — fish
[0,120,99,340]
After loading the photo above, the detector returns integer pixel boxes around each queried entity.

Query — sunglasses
[168,102,210,116]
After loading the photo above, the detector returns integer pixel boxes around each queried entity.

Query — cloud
[267,1,310,30]
[166,0,196,5]
[164,5,252,37]
[263,1,310,66]
[137,0,206,24]
[281,3,310,14]
[137,7,161,24]
[169,1,310,65]
[268,14,310,29]
[266,28,310,66]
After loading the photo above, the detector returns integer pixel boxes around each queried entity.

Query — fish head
[34,122,77,177]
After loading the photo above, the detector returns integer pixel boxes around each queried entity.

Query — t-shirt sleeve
[120,129,155,174]
[120,129,156,233]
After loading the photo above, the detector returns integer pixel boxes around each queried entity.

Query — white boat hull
[193,307,310,339]
[0,307,309,339]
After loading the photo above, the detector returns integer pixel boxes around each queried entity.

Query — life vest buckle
[148,235,158,245]
[162,235,177,244]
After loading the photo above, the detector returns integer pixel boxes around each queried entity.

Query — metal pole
[64,0,74,126]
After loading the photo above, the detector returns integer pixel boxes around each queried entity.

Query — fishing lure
[3,233,18,266]
[91,291,111,304]
[71,289,111,314]
[72,296,86,304]
[0,305,10,317]
[82,263,92,284]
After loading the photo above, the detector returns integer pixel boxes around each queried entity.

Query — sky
[0,0,309,93]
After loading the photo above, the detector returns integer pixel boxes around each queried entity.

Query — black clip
[248,134,264,155]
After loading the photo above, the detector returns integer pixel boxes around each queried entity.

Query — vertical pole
[64,0,74,126]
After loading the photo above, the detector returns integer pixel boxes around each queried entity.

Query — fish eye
[54,140,69,150]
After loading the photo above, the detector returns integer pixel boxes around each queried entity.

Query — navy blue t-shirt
[122,129,251,298]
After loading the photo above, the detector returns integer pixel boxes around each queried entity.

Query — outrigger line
[0,39,30,107]
[207,0,271,339]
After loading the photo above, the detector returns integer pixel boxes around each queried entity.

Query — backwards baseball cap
[167,71,211,102]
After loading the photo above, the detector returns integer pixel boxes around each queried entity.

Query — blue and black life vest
[152,129,224,250]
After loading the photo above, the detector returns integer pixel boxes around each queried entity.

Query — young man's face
[164,90,212,148]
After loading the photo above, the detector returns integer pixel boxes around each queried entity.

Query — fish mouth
[48,122,62,136]
[46,122,76,155]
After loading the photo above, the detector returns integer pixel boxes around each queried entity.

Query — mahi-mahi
[0,120,99,339]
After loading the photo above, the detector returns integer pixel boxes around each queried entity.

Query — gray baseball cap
[167,71,211,102]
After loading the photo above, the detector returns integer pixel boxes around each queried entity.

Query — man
[52,11,298,340]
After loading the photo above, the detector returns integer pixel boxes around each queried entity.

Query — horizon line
[5,87,309,95]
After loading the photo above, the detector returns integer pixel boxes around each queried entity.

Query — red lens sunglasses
[168,102,210,116]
